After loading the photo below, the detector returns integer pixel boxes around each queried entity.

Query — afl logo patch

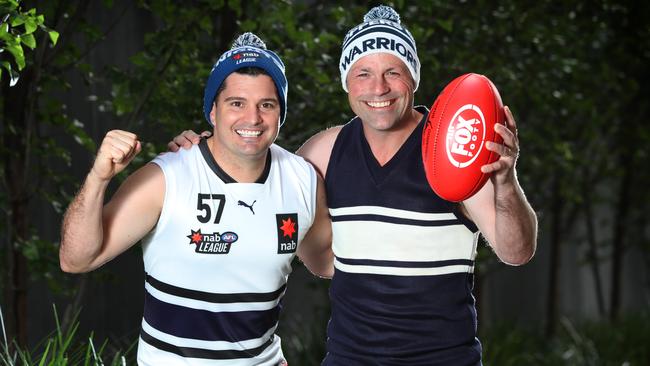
[276,214,298,254]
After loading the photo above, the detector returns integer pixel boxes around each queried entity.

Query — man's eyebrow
[259,97,279,103]
[353,66,400,73]
[223,96,246,102]
[222,96,279,103]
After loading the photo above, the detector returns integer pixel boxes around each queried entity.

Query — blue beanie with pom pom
[203,32,288,126]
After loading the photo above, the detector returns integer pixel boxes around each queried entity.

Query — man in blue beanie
[171,5,538,365]
[59,32,332,365]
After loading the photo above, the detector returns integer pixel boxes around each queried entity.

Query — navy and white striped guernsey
[323,106,483,365]
[138,140,317,365]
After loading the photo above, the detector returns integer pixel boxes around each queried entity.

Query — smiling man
[296,6,537,365]
[59,33,331,365]
[169,6,538,365]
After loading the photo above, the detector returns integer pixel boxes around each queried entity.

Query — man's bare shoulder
[298,125,344,158]
[297,126,343,178]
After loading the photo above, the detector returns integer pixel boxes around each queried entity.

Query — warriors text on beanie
[339,5,420,92]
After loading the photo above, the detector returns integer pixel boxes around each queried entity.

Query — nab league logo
[276,214,298,254]
[187,229,238,254]
[232,51,260,65]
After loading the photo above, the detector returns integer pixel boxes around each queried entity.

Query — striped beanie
[203,32,288,126]
[339,5,420,92]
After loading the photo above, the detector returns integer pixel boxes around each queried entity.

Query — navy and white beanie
[203,32,288,126]
[339,5,420,92]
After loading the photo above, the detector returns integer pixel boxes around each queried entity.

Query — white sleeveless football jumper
[323,106,483,366]
[137,140,317,365]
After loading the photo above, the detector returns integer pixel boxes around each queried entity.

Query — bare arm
[296,126,342,178]
[463,106,537,265]
[60,130,164,273]
[167,130,212,152]
[292,126,344,277]
[297,176,333,278]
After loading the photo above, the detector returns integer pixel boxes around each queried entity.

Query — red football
[422,73,505,202]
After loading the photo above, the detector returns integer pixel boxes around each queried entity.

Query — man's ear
[209,102,217,125]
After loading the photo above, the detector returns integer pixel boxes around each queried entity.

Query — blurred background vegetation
[1,0,649,364]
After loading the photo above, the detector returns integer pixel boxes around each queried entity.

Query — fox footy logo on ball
[446,104,486,168]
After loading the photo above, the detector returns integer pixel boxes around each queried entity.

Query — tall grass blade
[0,304,12,366]
[37,339,53,366]
[89,336,104,366]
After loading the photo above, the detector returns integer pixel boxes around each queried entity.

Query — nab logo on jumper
[276,214,298,254]
[187,229,238,254]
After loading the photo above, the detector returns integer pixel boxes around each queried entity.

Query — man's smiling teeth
[366,100,392,108]
[236,129,262,137]
[235,130,262,137]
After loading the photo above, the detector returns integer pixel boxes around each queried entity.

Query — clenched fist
[91,130,142,182]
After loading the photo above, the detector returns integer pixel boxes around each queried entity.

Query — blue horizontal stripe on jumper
[143,290,280,342]
[336,256,474,269]
[146,274,286,303]
[140,329,273,360]
[330,213,461,227]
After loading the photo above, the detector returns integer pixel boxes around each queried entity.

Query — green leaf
[48,29,60,45]
[0,0,19,11]
[10,14,26,27]
[24,17,37,34]
[21,33,36,49]
[0,22,8,40]
[6,43,25,69]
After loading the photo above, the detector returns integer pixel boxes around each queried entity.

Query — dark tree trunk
[219,5,237,49]
[604,0,650,325]
[583,187,606,316]
[610,158,632,321]
[545,174,562,337]
[2,68,34,348]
